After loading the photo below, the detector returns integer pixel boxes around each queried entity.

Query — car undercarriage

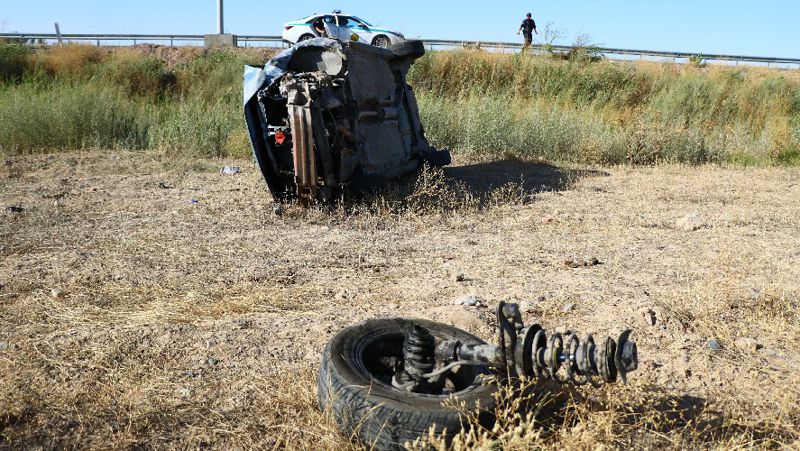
[243,38,450,204]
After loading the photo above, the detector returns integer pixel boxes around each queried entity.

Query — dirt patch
[1,152,798,448]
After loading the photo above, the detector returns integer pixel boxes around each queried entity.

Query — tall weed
[1,45,798,164]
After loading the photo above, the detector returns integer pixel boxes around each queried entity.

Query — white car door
[340,16,370,43]
[322,15,340,40]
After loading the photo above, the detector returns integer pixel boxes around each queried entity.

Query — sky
[0,1,797,58]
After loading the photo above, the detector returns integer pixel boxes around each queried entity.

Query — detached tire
[390,40,426,60]
[318,318,496,450]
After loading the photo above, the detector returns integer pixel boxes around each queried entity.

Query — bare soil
[1,152,798,449]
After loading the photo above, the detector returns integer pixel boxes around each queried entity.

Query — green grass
[409,50,800,164]
[1,43,799,165]
[0,44,258,157]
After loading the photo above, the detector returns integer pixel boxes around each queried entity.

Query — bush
[0,43,29,81]
[101,50,174,97]
[28,44,105,77]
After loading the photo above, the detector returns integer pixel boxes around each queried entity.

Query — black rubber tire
[372,35,392,48]
[318,318,496,450]
[298,34,315,42]
[390,40,426,60]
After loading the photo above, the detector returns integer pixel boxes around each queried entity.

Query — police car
[282,11,405,48]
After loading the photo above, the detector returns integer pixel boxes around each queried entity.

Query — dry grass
[1,152,799,449]
[28,44,106,76]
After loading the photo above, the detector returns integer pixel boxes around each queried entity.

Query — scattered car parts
[244,38,448,204]
[318,301,639,449]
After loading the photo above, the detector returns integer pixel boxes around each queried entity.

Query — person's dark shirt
[520,18,536,36]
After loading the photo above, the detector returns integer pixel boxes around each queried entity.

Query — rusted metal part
[399,302,639,394]
[497,302,524,378]
[287,104,317,204]
[310,106,337,190]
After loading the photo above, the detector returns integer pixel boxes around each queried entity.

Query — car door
[347,17,374,43]
[334,16,360,42]
[321,15,340,40]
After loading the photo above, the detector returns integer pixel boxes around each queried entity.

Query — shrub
[101,50,174,97]
[29,44,105,77]
[0,43,30,81]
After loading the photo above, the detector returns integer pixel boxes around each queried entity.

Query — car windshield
[350,16,372,26]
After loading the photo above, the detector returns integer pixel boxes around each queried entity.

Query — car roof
[298,12,354,19]
[289,12,369,25]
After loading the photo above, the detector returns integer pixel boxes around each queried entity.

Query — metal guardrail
[2,33,798,68]
[0,33,287,47]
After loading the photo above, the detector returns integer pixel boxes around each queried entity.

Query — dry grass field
[1,151,799,449]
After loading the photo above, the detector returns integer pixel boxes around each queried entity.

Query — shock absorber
[517,325,637,385]
[393,325,438,392]
[397,302,639,393]
[505,301,638,385]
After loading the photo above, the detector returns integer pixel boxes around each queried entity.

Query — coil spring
[520,327,634,386]
[403,325,436,379]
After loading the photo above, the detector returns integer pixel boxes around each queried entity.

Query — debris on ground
[220,166,241,175]
[564,256,601,268]
[318,302,638,449]
[454,295,484,307]
[638,307,657,326]
[0,342,8,351]
[452,272,466,282]
[734,337,762,352]
[676,212,705,231]
[5,205,24,213]
[50,288,64,299]
[707,339,723,351]
[562,302,575,312]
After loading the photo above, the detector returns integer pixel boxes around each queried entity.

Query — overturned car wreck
[244,38,450,204]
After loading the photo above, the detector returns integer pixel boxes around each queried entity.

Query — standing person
[517,12,538,51]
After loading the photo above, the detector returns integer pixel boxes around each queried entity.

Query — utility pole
[217,0,224,34]
[205,0,235,47]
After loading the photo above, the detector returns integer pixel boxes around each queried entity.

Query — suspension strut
[398,302,639,392]
[393,325,441,392]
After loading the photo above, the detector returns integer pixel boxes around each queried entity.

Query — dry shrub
[409,381,547,450]
[101,49,174,97]
[29,44,105,76]
[222,127,253,158]
[411,380,798,450]
[397,164,526,215]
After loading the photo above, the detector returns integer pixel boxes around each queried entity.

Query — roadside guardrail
[2,33,798,68]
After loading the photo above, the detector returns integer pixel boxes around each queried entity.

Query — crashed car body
[243,38,450,203]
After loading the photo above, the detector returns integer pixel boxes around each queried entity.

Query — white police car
[282,11,405,48]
